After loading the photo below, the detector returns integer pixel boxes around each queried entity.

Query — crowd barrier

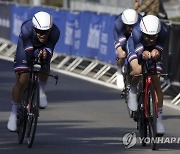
[0,2,179,105]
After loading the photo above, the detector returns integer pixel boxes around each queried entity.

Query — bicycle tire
[147,85,157,150]
[123,64,133,118]
[137,92,147,146]
[137,81,147,146]
[17,105,27,144]
[26,81,39,148]
[17,87,30,144]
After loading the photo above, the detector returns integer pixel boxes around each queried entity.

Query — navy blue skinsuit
[113,13,142,52]
[14,20,60,72]
[127,22,167,72]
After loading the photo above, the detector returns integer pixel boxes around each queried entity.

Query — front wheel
[17,86,29,144]
[147,85,157,150]
[26,81,39,148]
[17,105,27,144]
[137,82,147,146]
[137,93,147,146]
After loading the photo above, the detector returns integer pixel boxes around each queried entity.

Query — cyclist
[7,11,60,131]
[127,15,167,135]
[113,9,142,90]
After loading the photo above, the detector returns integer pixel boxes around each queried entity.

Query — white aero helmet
[121,9,138,25]
[32,11,52,30]
[140,15,161,35]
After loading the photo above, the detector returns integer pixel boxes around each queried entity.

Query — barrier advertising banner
[56,11,117,64]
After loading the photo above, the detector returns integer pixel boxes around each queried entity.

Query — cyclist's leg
[116,46,126,90]
[7,38,29,131]
[127,57,142,111]
[150,62,165,135]
[152,75,163,108]
[38,61,50,109]
[152,75,165,135]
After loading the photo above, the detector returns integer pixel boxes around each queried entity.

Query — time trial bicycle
[136,60,167,150]
[17,59,58,148]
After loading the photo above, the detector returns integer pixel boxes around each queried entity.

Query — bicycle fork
[144,77,158,119]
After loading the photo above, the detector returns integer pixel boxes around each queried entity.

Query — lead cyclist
[7,11,60,132]
[127,15,168,136]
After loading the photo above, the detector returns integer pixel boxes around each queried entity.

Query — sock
[117,67,122,75]
[157,108,163,122]
[11,101,19,115]
[39,80,46,94]
[130,85,137,94]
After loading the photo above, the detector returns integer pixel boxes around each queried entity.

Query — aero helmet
[32,11,52,31]
[140,15,161,35]
[122,9,138,25]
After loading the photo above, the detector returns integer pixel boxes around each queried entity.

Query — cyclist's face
[124,24,133,34]
[143,33,158,45]
[34,29,50,43]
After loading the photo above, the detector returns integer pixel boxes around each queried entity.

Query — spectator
[134,0,168,19]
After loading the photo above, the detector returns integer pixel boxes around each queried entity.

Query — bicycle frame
[136,60,163,150]
[143,76,158,119]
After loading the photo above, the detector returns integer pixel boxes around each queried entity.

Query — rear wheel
[123,64,132,118]
[26,81,39,148]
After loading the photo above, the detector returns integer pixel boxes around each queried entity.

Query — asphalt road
[0,59,180,154]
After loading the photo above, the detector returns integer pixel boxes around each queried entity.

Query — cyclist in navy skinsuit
[7,11,60,132]
[127,15,167,135]
[113,9,142,90]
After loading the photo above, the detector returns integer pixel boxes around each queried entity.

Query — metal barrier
[0,38,179,107]
[0,38,119,90]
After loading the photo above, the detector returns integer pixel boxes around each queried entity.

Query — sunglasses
[143,33,158,39]
[34,28,51,35]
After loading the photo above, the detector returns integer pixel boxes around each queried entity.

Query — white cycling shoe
[39,91,48,109]
[7,112,17,132]
[156,120,165,135]
[116,70,125,91]
[128,90,138,111]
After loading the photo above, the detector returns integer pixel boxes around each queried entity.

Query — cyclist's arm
[132,26,144,59]
[21,22,34,52]
[113,16,127,59]
[154,25,168,56]
[42,25,60,56]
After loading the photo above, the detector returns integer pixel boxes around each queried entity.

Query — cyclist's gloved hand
[151,49,160,61]
[142,50,151,60]
[34,49,43,63]
[34,49,51,64]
